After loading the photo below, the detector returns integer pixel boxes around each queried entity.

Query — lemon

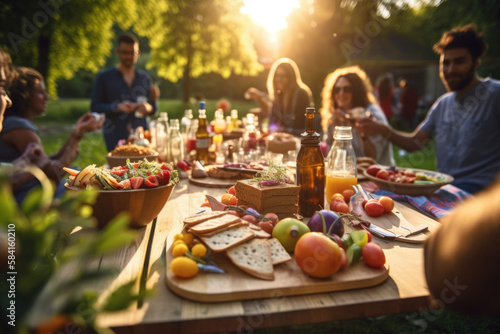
[172,243,188,257]
[350,230,368,248]
[173,233,185,241]
[191,244,207,258]
[183,233,194,245]
[170,257,198,278]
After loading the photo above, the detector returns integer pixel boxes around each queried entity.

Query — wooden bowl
[363,168,454,197]
[106,152,159,168]
[65,183,175,228]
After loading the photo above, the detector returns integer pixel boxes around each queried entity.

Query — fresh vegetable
[361,243,386,268]
[378,196,395,213]
[364,201,385,217]
[272,218,310,252]
[294,232,342,278]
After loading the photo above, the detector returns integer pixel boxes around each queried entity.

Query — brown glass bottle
[296,107,325,217]
[196,101,209,165]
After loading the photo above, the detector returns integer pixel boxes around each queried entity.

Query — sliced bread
[226,238,274,280]
[188,215,241,233]
[183,211,227,226]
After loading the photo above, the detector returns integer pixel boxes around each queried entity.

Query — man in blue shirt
[357,24,500,194]
[91,33,157,151]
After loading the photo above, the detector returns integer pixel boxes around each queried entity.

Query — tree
[0,0,136,96]
[134,0,262,104]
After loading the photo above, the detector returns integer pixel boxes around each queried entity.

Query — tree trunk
[182,35,193,106]
[38,34,50,86]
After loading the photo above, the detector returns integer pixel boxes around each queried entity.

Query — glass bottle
[187,119,198,154]
[325,126,357,204]
[181,109,193,159]
[242,113,258,154]
[213,108,227,134]
[296,107,325,217]
[155,112,170,162]
[169,119,184,165]
[196,101,209,165]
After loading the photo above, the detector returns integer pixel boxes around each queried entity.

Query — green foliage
[0,167,145,333]
[134,0,263,101]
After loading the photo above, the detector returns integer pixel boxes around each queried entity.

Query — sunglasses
[333,86,352,94]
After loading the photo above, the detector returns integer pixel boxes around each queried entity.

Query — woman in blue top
[0,67,104,203]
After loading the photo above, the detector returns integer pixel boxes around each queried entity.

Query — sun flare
[241,0,300,39]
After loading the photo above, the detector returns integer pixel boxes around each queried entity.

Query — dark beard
[443,65,475,91]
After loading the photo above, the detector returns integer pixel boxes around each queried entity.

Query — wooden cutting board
[188,176,238,188]
[165,247,389,303]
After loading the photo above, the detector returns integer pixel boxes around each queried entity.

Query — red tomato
[295,232,342,278]
[177,160,190,171]
[339,247,348,269]
[227,186,236,196]
[256,221,274,234]
[364,201,385,217]
[362,243,386,268]
[376,169,389,180]
[263,212,279,226]
[330,201,350,214]
[241,214,257,224]
[378,196,395,213]
[201,200,210,208]
[366,230,372,242]
[145,175,159,188]
[341,189,355,202]
[366,165,381,177]
[129,177,144,189]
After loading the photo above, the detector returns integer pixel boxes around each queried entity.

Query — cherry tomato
[227,186,236,196]
[221,194,238,205]
[366,165,381,177]
[339,247,348,269]
[362,243,386,269]
[241,214,257,224]
[341,189,356,202]
[257,221,274,234]
[376,169,389,180]
[263,212,279,226]
[330,193,345,202]
[378,196,395,213]
[364,201,385,217]
[330,200,350,214]
[200,200,210,208]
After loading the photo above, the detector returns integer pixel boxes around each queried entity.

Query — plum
[308,210,344,237]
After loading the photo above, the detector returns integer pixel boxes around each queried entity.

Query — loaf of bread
[226,238,274,280]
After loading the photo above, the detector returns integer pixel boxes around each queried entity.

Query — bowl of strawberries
[64,160,179,228]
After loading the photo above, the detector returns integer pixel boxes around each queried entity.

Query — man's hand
[116,101,135,113]
[133,101,153,116]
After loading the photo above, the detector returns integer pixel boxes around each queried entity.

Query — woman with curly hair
[319,65,394,165]
[0,48,15,132]
[0,67,104,203]
[245,58,314,136]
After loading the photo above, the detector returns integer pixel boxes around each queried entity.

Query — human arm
[424,178,500,315]
[10,142,52,190]
[355,116,432,152]
[245,87,272,116]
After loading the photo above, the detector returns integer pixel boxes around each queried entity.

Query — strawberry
[145,175,159,188]
[157,170,170,185]
[129,176,144,189]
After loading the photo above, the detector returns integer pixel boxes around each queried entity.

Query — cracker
[226,238,274,280]
[199,226,254,252]
[267,238,292,265]
[188,215,241,233]
[183,211,227,226]
[190,220,248,237]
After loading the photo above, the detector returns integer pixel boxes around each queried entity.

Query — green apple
[272,218,310,252]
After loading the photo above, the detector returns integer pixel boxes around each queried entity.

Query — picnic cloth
[361,181,471,219]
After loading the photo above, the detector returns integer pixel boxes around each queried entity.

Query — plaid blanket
[361,182,471,219]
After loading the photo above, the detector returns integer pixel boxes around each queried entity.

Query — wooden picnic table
[30,178,443,333]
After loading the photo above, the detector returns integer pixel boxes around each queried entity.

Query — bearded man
[356,24,500,194]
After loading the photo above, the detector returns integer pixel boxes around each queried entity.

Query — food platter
[363,166,453,197]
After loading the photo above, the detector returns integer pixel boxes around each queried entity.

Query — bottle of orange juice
[326,126,357,203]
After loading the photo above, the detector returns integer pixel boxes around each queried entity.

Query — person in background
[356,24,500,194]
[319,65,394,166]
[0,47,15,132]
[245,58,313,137]
[91,33,157,151]
[0,67,104,203]
[424,175,500,315]
[374,73,395,122]
[399,79,419,130]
